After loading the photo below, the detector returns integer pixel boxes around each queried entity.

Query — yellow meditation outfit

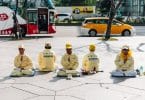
[38,49,56,71]
[61,53,78,70]
[82,52,99,72]
[115,54,134,71]
[14,54,33,69]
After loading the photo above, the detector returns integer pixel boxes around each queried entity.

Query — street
[54,26,145,37]
[0,26,145,38]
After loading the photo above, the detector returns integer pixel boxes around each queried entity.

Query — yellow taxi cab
[81,17,136,36]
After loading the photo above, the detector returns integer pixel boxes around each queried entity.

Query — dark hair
[122,49,129,51]
[45,46,51,49]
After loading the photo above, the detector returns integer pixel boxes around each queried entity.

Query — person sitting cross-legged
[38,43,56,72]
[57,43,80,78]
[111,45,137,77]
[82,44,100,75]
[10,44,35,77]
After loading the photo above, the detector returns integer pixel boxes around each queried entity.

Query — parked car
[55,13,72,23]
[81,17,136,37]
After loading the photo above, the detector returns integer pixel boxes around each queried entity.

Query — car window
[84,19,96,24]
[57,14,69,16]
[112,20,118,25]
[84,19,109,24]
[97,19,108,24]
[112,20,122,25]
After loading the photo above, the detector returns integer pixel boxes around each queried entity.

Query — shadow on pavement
[78,35,122,37]
[49,76,65,82]
[110,76,130,84]
[0,76,13,82]
[34,71,52,76]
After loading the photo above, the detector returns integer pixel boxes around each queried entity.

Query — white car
[55,13,72,23]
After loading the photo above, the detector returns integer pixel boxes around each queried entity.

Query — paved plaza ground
[0,36,145,100]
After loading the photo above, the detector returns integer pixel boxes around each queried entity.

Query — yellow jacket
[14,54,33,69]
[82,52,99,71]
[115,54,134,71]
[61,53,78,70]
[38,49,56,71]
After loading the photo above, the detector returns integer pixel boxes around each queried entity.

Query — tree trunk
[105,0,115,40]
[15,0,18,14]
[22,0,28,18]
[105,0,122,40]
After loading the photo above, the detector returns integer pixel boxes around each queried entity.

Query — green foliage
[54,0,96,6]
[100,0,111,14]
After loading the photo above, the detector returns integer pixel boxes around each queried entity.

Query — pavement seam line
[118,84,145,91]
[56,94,85,100]
[28,83,55,92]
[11,86,40,96]
[101,84,142,96]
[54,91,56,100]
[57,83,85,92]
[23,95,40,100]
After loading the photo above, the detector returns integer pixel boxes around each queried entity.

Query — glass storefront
[56,0,145,16]
[1,0,145,16]
[119,0,145,16]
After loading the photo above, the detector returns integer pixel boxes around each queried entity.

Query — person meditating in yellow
[111,45,137,77]
[82,44,100,75]
[57,43,80,78]
[38,43,56,72]
[10,44,35,77]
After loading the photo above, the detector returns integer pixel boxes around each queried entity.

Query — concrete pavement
[0,36,145,100]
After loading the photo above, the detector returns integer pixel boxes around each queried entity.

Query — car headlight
[131,26,136,31]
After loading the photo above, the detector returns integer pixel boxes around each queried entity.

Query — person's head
[89,44,96,52]
[66,43,72,55]
[45,43,51,49]
[121,45,129,55]
[18,44,25,55]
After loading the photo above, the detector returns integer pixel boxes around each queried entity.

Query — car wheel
[89,29,97,37]
[122,30,131,36]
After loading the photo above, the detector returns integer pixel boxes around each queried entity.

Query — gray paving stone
[0,87,36,100]
[0,83,12,89]
[99,76,127,84]
[21,96,54,100]
[28,96,82,100]
[0,76,15,83]
[12,84,55,96]
[57,84,136,100]
[102,84,145,96]
[29,77,82,91]
[71,73,110,84]
[55,96,82,100]
[129,95,145,100]
[119,76,145,90]
[11,73,55,84]
[71,76,100,84]
[1,37,145,100]
[0,68,12,77]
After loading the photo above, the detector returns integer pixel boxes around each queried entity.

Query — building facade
[119,0,145,16]
[0,0,145,16]
[55,0,145,16]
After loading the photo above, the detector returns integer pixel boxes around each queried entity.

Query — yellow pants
[57,69,80,77]
[10,68,35,77]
